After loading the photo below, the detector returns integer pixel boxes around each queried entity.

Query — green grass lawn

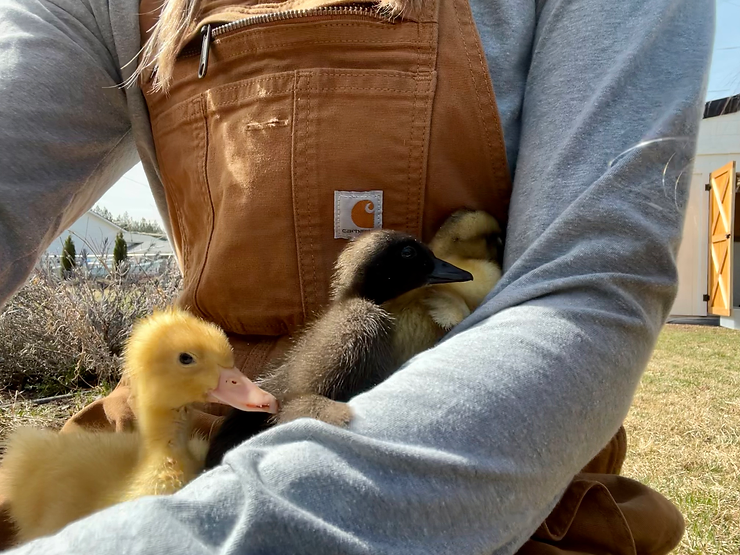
[623,324,740,555]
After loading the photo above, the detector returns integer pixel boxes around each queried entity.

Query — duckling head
[429,209,504,265]
[124,308,278,414]
[332,230,474,305]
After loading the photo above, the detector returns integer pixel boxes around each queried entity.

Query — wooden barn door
[707,161,737,316]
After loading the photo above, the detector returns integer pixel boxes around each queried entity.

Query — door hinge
[705,182,712,191]
[703,294,710,302]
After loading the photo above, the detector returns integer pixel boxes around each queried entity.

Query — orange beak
[207,367,278,414]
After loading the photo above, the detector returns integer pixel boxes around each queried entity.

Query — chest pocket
[146,3,438,337]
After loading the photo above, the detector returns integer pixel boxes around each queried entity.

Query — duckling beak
[427,257,474,284]
[207,367,279,414]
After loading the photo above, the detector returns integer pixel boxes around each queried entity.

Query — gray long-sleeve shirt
[0,0,713,553]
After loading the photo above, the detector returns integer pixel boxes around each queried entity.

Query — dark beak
[427,257,473,284]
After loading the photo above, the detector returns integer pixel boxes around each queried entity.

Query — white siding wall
[672,111,740,316]
[46,213,123,257]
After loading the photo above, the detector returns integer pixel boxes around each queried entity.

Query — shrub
[0,260,181,396]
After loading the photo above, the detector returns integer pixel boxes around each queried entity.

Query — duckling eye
[178,353,195,365]
[401,246,417,259]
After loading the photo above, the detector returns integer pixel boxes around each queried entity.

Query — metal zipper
[198,24,213,78]
[197,5,394,78]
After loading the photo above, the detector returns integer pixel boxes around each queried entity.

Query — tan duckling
[204,229,473,468]
[0,308,277,545]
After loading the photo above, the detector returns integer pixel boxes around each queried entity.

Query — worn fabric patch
[334,191,383,239]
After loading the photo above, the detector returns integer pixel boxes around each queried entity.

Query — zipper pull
[198,24,212,79]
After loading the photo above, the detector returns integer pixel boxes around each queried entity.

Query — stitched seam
[154,72,427,129]
[153,97,209,135]
[209,87,417,111]
[306,86,417,92]
[405,93,414,234]
[210,80,296,95]
[292,72,309,320]
[191,95,216,321]
[210,74,294,88]
[153,77,294,128]
[300,70,429,77]
[211,70,421,96]
[213,22,401,38]
[210,91,293,109]
[405,24,420,236]
[412,24,424,237]
[217,38,430,60]
[249,341,272,374]
[412,79,432,239]
[306,76,319,318]
[452,0,494,170]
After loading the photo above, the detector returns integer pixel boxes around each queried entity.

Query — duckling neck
[121,403,198,501]
[338,283,396,306]
[136,404,191,459]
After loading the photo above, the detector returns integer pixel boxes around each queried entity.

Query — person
[0,0,713,552]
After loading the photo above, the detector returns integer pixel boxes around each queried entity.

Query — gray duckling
[204,229,473,468]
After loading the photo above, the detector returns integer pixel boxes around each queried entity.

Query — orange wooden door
[707,161,737,316]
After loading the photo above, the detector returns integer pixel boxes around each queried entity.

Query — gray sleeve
[4,0,713,554]
[0,0,138,303]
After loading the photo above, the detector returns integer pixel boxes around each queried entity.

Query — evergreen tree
[91,205,114,222]
[92,205,164,235]
[113,232,128,272]
[60,235,76,278]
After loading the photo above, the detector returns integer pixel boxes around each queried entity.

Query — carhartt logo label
[351,200,376,228]
[334,191,383,240]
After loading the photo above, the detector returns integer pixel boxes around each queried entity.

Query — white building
[44,211,173,270]
[672,95,740,327]
[46,211,126,257]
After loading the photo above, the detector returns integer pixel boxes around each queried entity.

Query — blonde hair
[129,0,425,92]
[129,0,202,92]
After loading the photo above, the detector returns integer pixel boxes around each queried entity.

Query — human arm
[0,0,139,304]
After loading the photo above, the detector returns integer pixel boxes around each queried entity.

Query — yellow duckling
[385,209,504,364]
[0,308,277,545]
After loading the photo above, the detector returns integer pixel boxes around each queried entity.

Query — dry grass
[0,387,109,445]
[623,324,740,555]
[0,263,181,396]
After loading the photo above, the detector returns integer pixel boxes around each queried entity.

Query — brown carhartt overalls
[0,0,685,552]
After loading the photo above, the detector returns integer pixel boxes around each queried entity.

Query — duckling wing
[282,299,397,403]
[205,300,397,468]
[0,427,139,544]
